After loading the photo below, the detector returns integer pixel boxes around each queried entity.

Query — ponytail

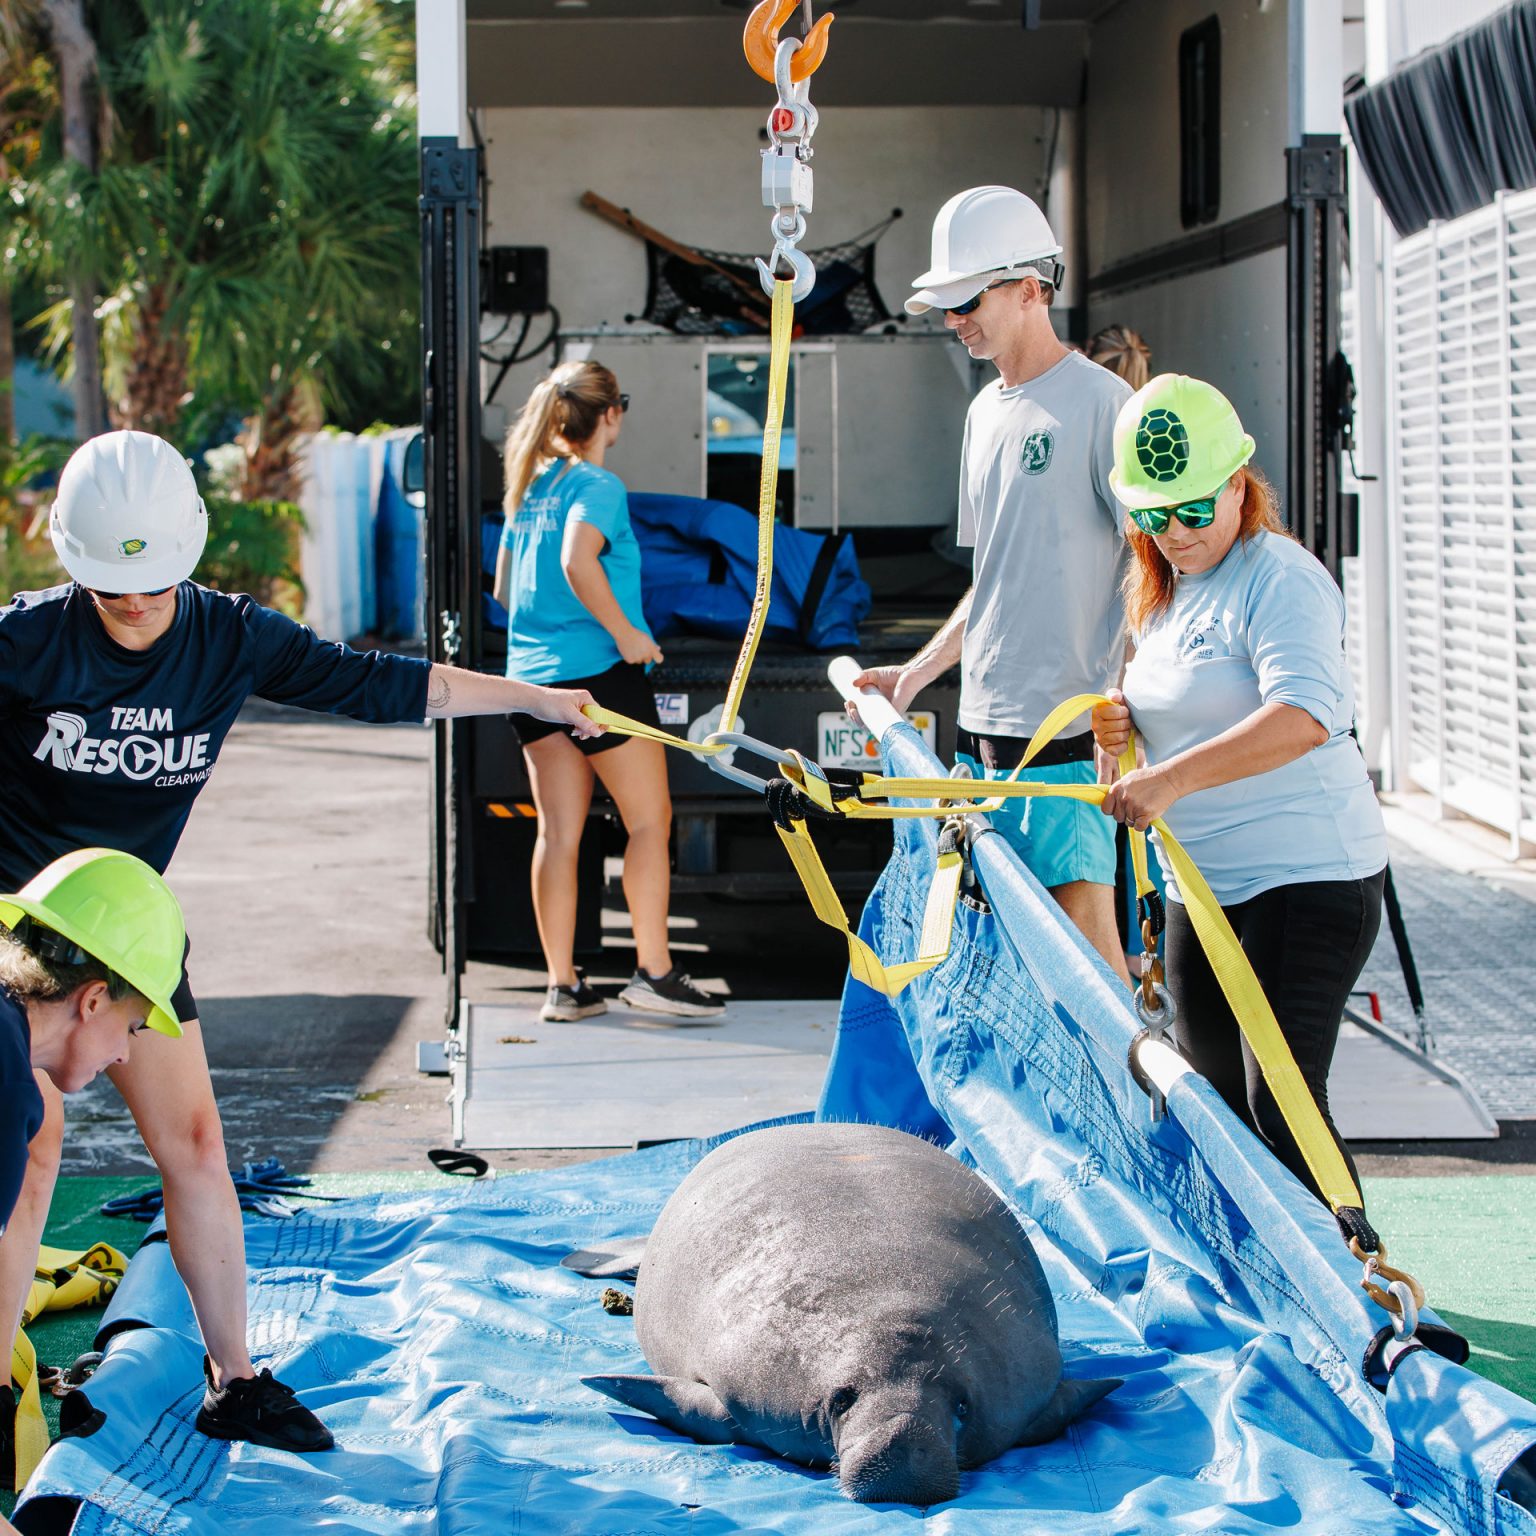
[503,360,622,513]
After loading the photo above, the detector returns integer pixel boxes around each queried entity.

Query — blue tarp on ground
[14,728,1536,1534]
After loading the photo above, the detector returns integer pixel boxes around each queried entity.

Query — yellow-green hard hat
[1109,373,1257,511]
[0,849,185,1037]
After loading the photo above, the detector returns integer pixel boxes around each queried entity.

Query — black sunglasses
[943,279,1022,318]
[90,586,174,601]
[617,394,630,413]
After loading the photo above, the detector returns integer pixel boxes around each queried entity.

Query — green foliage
[199,494,306,614]
[14,0,418,435]
[0,433,71,594]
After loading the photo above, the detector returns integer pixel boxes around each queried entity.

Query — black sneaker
[540,970,607,1022]
[619,967,725,1020]
[195,1356,335,1453]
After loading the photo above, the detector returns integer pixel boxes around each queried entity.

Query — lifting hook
[743,0,833,85]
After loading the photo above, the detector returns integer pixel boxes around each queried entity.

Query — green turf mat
[1362,1174,1536,1403]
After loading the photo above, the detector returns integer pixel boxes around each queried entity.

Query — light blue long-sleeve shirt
[1123,530,1387,905]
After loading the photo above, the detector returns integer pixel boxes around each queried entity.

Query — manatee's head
[821,1330,985,1506]
[834,1395,961,1506]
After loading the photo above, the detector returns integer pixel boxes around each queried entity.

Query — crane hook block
[744,0,833,85]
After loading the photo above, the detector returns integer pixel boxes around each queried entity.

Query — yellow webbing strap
[778,694,1366,1219]
[10,1241,127,1491]
[581,278,797,751]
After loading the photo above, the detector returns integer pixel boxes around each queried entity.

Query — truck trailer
[415,0,1365,1015]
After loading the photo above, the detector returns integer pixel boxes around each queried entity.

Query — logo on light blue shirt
[1179,615,1220,660]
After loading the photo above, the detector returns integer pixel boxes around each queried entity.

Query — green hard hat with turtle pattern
[1109,374,1256,512]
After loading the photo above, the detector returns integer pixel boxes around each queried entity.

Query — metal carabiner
[700,730,800,793]
[743,0,833,85]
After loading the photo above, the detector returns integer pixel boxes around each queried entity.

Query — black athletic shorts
[170,934,198,1025]
[509,661,662,757]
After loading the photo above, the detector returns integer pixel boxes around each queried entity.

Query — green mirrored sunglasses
[1129,496,1218,536]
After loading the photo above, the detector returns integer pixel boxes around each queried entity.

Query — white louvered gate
[1387,189,1536,853]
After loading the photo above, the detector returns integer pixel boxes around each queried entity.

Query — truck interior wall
[1085,251,1288,496]
[476,104,1055,454]
[464,18,1087,112]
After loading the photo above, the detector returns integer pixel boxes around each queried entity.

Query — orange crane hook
[743,0,833,85]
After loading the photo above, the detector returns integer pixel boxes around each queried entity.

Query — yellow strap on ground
[781,694,1365,1217]
[10,1241,127,1492]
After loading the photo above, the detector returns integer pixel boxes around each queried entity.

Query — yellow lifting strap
[773,693,1368,1220]
[582,277,796,750]
[9,1241,127,1492]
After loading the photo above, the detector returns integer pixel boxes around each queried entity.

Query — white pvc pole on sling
[828,655,904,740]
[1131,1035,1193,1097]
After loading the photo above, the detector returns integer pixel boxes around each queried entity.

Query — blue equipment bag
[481,494,870,652]
[627,493,870,651]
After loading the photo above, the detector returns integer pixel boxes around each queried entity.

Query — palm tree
[0,4,61,442]
[17,0,417,492]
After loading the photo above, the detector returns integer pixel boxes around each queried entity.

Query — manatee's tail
[561,1241,647,1281]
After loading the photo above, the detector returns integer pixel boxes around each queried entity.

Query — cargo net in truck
[641,215,897,336]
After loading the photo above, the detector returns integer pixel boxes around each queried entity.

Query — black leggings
[1164,869,1386,1206]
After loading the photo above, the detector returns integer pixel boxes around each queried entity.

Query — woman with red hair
[1090,374,1387,1210]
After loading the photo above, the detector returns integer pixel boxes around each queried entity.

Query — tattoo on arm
[427,672,452,712]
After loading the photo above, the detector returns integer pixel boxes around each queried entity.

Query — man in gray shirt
[852,185,1131,984]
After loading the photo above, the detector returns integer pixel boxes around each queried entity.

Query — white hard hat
[907,185,1062,315]
[50,431,208,592]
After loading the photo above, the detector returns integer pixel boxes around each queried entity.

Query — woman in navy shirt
[0,430,602,1458]
[496,362,723,1024]
[1091,376,1387,1208]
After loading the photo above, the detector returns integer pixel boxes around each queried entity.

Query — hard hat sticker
[1135,409,1190,483]
[119,538,149,557]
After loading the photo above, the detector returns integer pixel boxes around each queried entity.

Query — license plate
[817,710,937,769]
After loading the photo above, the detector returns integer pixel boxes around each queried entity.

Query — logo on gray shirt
[1020,430,1054,475]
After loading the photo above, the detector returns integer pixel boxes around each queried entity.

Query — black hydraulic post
[1285,134,1348,578]
[1289,134,1425,1045]
[420,137,483,1029]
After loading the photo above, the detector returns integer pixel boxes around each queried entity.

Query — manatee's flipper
[562,1241,647,1281]
[582,1374,739,1445]
[1014,1376,1121,1446]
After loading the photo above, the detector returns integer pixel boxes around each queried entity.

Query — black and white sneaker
[619,967,726,1020]
[541,971,607,1022]
[195,1356,334,1453]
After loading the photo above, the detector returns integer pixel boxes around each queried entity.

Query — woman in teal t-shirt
[495,361,723,1023]
[1090,374,1387,1216]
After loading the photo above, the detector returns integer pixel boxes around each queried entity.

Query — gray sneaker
[619,968,725,1020]
[540,971,608,1022]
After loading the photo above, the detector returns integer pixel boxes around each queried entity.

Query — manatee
[565,1121,1119,1506]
